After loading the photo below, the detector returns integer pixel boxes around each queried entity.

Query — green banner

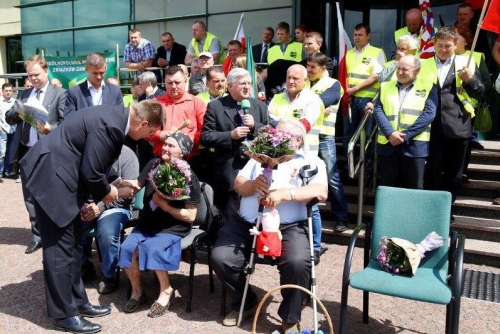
[46,52,117,89]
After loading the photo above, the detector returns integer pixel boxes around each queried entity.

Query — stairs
[320,138,500,267]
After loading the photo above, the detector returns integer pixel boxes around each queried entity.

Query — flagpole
[234,13,244,40]
[466,0,490,67]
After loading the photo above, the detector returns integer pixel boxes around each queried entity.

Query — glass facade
[19,0,293,65]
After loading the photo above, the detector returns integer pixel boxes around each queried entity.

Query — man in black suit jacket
[19,100,165,333]
[201,68,269,213]
[64,53,123,117]
[252,27,276,64]
[5,55,66,255]
[153,32,187,85]
[423,27,484,210]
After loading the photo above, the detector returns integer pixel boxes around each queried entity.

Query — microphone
[241,99,251,115]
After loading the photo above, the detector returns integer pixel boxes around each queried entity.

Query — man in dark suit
[64,52,123,117]
[153,32,187,85]
[252,27,276,64]
[19,100,165,333]
[421,27,484,219]
[137,71,165,101]
[5,55,66,255]
[201,67,268,213]
[154,32,187,68]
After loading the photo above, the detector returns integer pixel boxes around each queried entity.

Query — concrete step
[451,216,500,242]
[452,196,500,219]
[466,164,500,182]
[459,179,500,198]
[470,148,500,165]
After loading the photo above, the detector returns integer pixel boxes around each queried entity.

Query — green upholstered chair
[339,186,465,334]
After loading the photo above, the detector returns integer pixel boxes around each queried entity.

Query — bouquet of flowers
[376,232,444,276]
[243,125,296,167]
[148,157,192,201]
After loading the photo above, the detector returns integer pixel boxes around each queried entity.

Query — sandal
[124,291,148,313]
[147,290,175,318]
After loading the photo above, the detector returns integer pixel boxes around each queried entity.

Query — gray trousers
[211,213,311,324]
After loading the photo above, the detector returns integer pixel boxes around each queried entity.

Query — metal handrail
[346,109,378,226]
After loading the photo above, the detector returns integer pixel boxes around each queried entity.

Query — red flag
[336,3,353,116]
[482,0,500,34]
[419,0,436,59]
[233,13,246,51]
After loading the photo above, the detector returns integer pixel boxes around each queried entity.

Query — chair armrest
[342,223,366,286]
[449,233,465,298]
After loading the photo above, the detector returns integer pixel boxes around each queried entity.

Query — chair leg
[207,241,214,293]
[445,303,452,334]
[362,290,369,324]
[221,286,227,316]
[339,283,349,334]
[186,244,197,313]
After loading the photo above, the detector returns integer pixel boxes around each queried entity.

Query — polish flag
[419,0,436,59]
[234,13,246,51]
[481,0,500,34]
[336,2,353,116]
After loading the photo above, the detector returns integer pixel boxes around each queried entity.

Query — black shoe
[78,303,111,318]
[25,241,42,254]
[319,246,328,256]
[54,315,101,333]
[81,262,96,283]
[470,141,484,150]
[97,276,117,295]
[335,220,348,232]
[0,178,4,183]
[313,250,320,266]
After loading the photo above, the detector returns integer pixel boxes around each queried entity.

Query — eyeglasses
[396,67,415,73]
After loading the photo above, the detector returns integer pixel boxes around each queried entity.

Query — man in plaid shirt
[124,28,156,74]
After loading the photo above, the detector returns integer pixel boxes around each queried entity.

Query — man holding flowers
[211,119,327,333]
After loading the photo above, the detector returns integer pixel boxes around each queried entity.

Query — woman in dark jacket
[118,133,200,318]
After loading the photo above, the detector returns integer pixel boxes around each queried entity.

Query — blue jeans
[81,208,131,279]
[342,96,375,157]
[318,135,349,220]
[311,205,322,250]
[0,130,6,176]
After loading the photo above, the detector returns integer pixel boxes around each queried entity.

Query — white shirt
[0,98,15,133]
[237,150,327,223]
[26,82,49,147]
[87,80,105,106]
[436,54,455,87]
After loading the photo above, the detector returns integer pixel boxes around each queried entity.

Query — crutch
[299,164,319,333]
[237,165,273,327]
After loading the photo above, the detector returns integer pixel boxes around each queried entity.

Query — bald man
[392,8,428,58]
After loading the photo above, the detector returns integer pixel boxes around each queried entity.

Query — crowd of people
[0,2,499,333]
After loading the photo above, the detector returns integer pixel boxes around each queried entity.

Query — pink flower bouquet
[148,158,192,201]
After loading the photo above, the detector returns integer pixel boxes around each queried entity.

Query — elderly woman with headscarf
[117,133,201,318]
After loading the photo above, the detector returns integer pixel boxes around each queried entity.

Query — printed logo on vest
[290,52,297,58]
[361,57,371,65]
[414,89,427,98]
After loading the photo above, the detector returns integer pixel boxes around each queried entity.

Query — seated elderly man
[211,118,327,333]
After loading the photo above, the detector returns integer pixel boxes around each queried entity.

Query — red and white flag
[482,0,500,34]
[419,0,436,59]
[336,2,353,115]
[234,13,246,51]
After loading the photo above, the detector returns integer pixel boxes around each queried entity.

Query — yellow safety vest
[346,45,385,98]
[420,55,476,117]
[305,75,343,135]
[196,92,227,103]
[463,50,484,108]
[190,31,226,64]
[123,94,135,107]
[267,41,303,64]
[377,78,433,145]
[268,90,324,154]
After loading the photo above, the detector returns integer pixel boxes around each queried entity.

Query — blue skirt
[118,228,182,271]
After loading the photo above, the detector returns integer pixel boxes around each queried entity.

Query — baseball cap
[199,51,213,59]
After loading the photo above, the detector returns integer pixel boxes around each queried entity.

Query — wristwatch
[288,188,296,201]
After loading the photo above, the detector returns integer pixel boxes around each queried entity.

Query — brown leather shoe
[282,321,301,334]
